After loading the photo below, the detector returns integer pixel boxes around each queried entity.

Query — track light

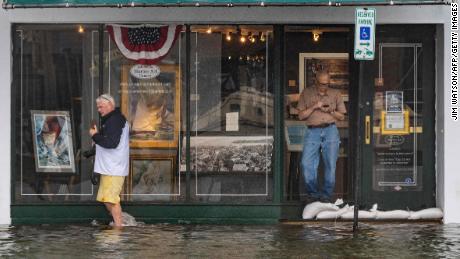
[240,35,246,43]
[312,30,322,42]
[226,32,232,41]
[260,32,266,42]
[78,25,84,33]
[248,33,256,43]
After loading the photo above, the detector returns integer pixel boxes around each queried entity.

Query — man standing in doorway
[297,70,346,203]
[90,94,130,227]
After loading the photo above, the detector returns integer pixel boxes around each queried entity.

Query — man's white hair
[96,94,115,106]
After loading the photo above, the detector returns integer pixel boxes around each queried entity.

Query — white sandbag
[334,199,344,206]
[369,203,378,212]
[302,201,339,219]
[375,210,410,220]
[341,210,377,219]
[316,204,352,219]
[408,208,443,220]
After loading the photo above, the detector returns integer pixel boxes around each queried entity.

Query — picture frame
[121,64,181,148]
[124,154,177,201]
[30,110,76,173]
[298,53,349,93]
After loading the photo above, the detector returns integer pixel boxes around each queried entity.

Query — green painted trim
[11,204,302,225]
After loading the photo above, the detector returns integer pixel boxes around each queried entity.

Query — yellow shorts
[96,175,125,204]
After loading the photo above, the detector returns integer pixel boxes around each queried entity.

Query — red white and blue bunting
[106,24,182,65]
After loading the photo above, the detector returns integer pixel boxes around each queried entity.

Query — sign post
[353,7,376,233]
[354,8,376,60]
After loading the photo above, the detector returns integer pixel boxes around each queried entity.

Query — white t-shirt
[94,122,130,176]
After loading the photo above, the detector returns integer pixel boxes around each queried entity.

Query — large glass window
[103,25,185,202]
[12,24,186,203]
[187,25,274,202]
[12,24,274,204]
[13,25,99,203]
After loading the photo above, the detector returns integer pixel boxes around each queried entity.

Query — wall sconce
[206,26,212,34]
[312,30,322,42]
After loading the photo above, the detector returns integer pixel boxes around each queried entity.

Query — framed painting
[30,110,76,173]
[121,64,181,148]
[298,53,349,94]
[124,154,176,201]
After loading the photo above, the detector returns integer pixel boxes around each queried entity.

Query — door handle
[365,115,371,145]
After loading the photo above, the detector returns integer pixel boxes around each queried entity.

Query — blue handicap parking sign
[360,27,370,40]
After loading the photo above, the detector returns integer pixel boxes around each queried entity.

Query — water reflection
[0,223,459,258]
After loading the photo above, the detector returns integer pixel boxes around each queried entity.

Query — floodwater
[0,222,459,258]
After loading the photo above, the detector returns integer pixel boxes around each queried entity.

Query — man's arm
[330,110,345,121]
[297,90,322,121]
[331,93,347,121]
[92,116,125,149]
[299,104,320,120]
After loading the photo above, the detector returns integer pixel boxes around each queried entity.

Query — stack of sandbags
[301,201,443,220]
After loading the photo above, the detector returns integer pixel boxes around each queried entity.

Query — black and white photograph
[181,136,273,173]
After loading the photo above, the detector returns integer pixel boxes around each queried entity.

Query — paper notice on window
[226,112,239,131]
[385,113,404,130]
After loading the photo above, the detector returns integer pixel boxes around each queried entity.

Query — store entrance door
[357,25,436,210]
[284,26,353,202]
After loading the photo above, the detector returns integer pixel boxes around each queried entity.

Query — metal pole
[353,62,364,232]
[185,25,191,202]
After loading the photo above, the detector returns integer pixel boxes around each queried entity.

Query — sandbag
[302,201,339,219]
[341,203,378,219]
[316,205,352,219]
[408,208,443,220]
[375,210,410,220]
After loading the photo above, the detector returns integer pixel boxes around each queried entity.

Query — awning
[2,0,446,9]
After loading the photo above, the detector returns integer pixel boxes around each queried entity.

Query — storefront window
[104,25,185,202]
[188,25,274,202]
[13,25,100,203]
[13,24,274,204]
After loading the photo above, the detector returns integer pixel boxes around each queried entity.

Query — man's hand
[313,101,324,110]
[89,125,98,136]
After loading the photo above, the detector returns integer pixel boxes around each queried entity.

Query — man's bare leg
[104,202,123,227]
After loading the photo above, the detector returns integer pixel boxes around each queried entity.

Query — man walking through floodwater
[89,94,129,227]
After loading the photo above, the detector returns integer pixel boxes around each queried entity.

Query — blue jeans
[300,124,340,199]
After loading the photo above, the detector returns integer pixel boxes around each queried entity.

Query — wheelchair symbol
[360,27,370,40]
